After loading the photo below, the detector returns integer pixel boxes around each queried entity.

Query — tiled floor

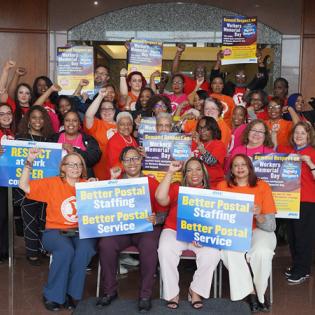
[0,237,314,315]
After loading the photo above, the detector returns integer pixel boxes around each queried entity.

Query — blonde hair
[59,152,87,179]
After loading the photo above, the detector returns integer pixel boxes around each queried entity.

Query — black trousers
[21,197,46,257]
[0,187,8,258]
[287,202,315,274]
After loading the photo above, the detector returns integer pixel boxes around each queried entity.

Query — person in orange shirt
[203,97,231,148]
[120,69,146,110]
[210,75,235,128]
[265,97,295,147]
[218,154,276,313]
[18,150,96,312]
[84,87,117,180]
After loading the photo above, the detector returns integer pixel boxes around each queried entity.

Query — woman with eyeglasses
[0,103,15,263]
[50,110,101,178]
[265,97,294,147]
[97,146,167,312]
[227,119,275,169]
[277,122,315,284]
[18,150,96,311]
[146,95,172,117]
[218,154,276,313]
[84,87,117,180]
[156,158,220,310]
[191,117,226,188]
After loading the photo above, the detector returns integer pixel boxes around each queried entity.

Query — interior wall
[0,0,48,86]
[301,0,315,102]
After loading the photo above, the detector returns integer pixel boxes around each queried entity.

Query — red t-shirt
[183,75,210,95]
[191,139,226,188]
[277,145,315,202]
[163,183,181,231]
[105,132,138,179]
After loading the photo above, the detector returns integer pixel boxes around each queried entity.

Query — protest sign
[142,132,191,182]
[221,16,257,65]
[127,39,163,83]
[76,177,153,239]
[177,186,254,251]
[138,117,157,145]
[57,46,94,95]
[253,153,301,219]
[0,140,62,187]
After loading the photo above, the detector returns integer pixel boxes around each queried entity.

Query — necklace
[119,133,133,145]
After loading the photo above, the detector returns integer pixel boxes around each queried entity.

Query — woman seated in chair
[156,158,221,310]
[19,150,96,311]
[217,154,276,313]
[97,146,167,312]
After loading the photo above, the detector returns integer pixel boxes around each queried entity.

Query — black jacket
[50,131,102,177]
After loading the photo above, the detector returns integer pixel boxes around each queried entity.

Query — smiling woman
[50,110,101,177]
[18,150,96,311]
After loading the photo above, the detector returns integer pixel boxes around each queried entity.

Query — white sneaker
[120,254,139,266]
[119,264,128,275]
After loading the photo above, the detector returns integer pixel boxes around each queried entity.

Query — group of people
[0,42,314,313]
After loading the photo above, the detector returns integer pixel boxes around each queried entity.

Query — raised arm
[149,70,160,94]
[171,44,185,74]
[119,68,128,107]
[18,148,41,194]
[73,79,89,97]
[155,160,182,206]
[84,88,107,129]
[187,77,204,105]
[8,66,27,98]
[34,84,61,105]
[0,60,16,91]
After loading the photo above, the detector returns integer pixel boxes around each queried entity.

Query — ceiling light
[94,1,99,5]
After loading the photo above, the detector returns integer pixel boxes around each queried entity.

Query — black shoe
[27,256,41,266]
[287,271,309,284]
[247,294,260,313]
[43,296,60,312]
[138,298,152,312]
[258,301,270,312]
[63,294,76,310]
[285,266,309,279]
[96,293,118,308]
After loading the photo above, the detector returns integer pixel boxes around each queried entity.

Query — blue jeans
[42,229,96,304]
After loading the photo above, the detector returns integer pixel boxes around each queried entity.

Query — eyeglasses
[154,104,167,110]
[268,104,281,109]
[172,81,183,85]
[64,163,83,169]
[157,124,172,129]
[249,129,265,135]
[0,112,13,117]
[236,74,246,78]
[122,156,141,164]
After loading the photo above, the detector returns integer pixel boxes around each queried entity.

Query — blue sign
[176,186,254,251]
[0,140,62,187]
[76,177,153,239]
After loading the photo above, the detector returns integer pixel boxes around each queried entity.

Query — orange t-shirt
[217,118,232,149]
[217,179,276,230]
[210,93,235,128]
[265,119,292,147]
[84,118,116,180]
[26,176,86,230]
